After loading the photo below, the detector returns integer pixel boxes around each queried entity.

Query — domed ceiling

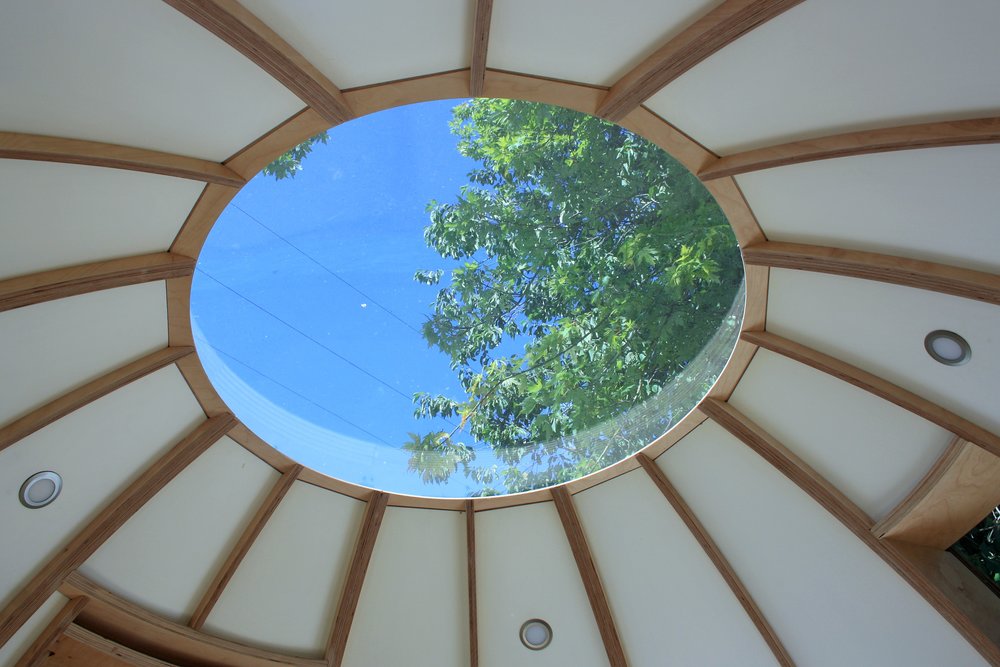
[1,1,1000,666]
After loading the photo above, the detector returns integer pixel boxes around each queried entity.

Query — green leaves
[262,132,329,180]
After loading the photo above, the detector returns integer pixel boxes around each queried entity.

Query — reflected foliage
[952,505,1000,590]
[263,132,329,180]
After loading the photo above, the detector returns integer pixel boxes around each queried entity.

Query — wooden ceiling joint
[13,596,88,667]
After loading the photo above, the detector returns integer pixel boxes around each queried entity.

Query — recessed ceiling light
[19,471,62,509]
[520,619,552,650]
[924,330,971,366]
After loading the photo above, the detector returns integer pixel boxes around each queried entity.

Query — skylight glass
[191,98,744,497]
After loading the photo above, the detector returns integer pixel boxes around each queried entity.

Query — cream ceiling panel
[342,507,467,667]
[730,349,953,520]
[646,0,1000,154]
[476,502,607,667]
[489,0,718,86]
[0,366,205,610]
[658,421,989,666]
[202,481,363,656]
[0,160,202,281]
[0,282,167,427]
[0,592,67,667]
[79,437,279,622]
[767,269,1000,436]
[737,145,1000,274]
[0,0,303,161]
[240,0,471,90]
[573,470,777,666]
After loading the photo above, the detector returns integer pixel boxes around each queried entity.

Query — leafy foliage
[952,505,1000,590]
[262,132,329,180]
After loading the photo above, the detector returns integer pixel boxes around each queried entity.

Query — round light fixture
[19,471,62,509]
[519,619,552,650]
[924,330,971,366]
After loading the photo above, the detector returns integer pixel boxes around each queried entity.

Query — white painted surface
[658,421,988,666]
[0,0,304,161]
[342,507,467,667]
[574,469,778,666]
[80,437,279,622]
[0,282,168,427]
[241,0,471,90]
[0,160,201,281]
[0,366,205,610]
[730,349,953,520]
[0,592,67,667]
[767,269,1000,436]
[476,502,607,667]
[647,0,1000,153]
[203,481,363,656]
[737,145,1000,274]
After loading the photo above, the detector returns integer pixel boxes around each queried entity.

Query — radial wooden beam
[0,131,245,187]
[700,116,1000,180]
[0,346,194,453]
[597,0,804,121]
[742,330,1000,459]
[743,242,1000,306]
[465,500,479,667]
[469,0,493,97]
[0,252,195,313]
[189,464,304,630]
[0,413,236,650]
[162,0,353,125]
[62,624,180,667]
[635,454,795,666]
[325,491,390,667]
[550,486,628,667]
[13,597,88,667]
[701,398,1000,665]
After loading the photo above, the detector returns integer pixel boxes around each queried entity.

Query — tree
[262,132,329,180]
[405,99,743,494]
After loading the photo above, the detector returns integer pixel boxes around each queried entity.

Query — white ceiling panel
[0,366,205,610]
[647,0,1000,153]
[342,507,467,667]
[79,437,279,622]
[202,481,363,656]
[489,0,719,86]
[574,470,778,666]
[0,282,167,427]
[730,349,953,520]
[0,592,67,667]
[240,0,471,90]
[767,269,1000,436]
[737,145,1000,274]
[0,0,304,161]
[658,421,989,667]
[476,502,607,667]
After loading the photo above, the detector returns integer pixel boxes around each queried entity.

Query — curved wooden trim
[14,596,88,667]
[466,500,479,667]
[636,453,795,666]
[550,487,628,667]
[189,464,304,630]
[0,414,235,650]
[742,330,1000,459]
[0,346,194,453]
[63,624,180,667]
[470,0,493,97]
[0,253,194,313]
[162,0,353,125]
[743,241,1000,306]
[597,0,805,121]
[700,116,1000,180]
[0,131,245,187]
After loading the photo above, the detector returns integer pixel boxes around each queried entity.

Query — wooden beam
[873,439,1000,549]
[189,465,303,630]
[469,0,493,97]
[162,0,353,125]
[701,398,1000,664]
[743,241,1000,306]
[13,597,88,667]
[597,0,804,121]
[466,500,479,667]
[742,330,1000,459]
[62,624,181,667]
[701,116,1000,180]
[550,486,628,667]
[325,491,390,667]
[0,414,236,650]
[0,253,195,313]
[0,346,194,453]
[0,132,245,187]
[636,454,795,666]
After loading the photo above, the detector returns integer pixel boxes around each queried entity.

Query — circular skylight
[191,98,743,497]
